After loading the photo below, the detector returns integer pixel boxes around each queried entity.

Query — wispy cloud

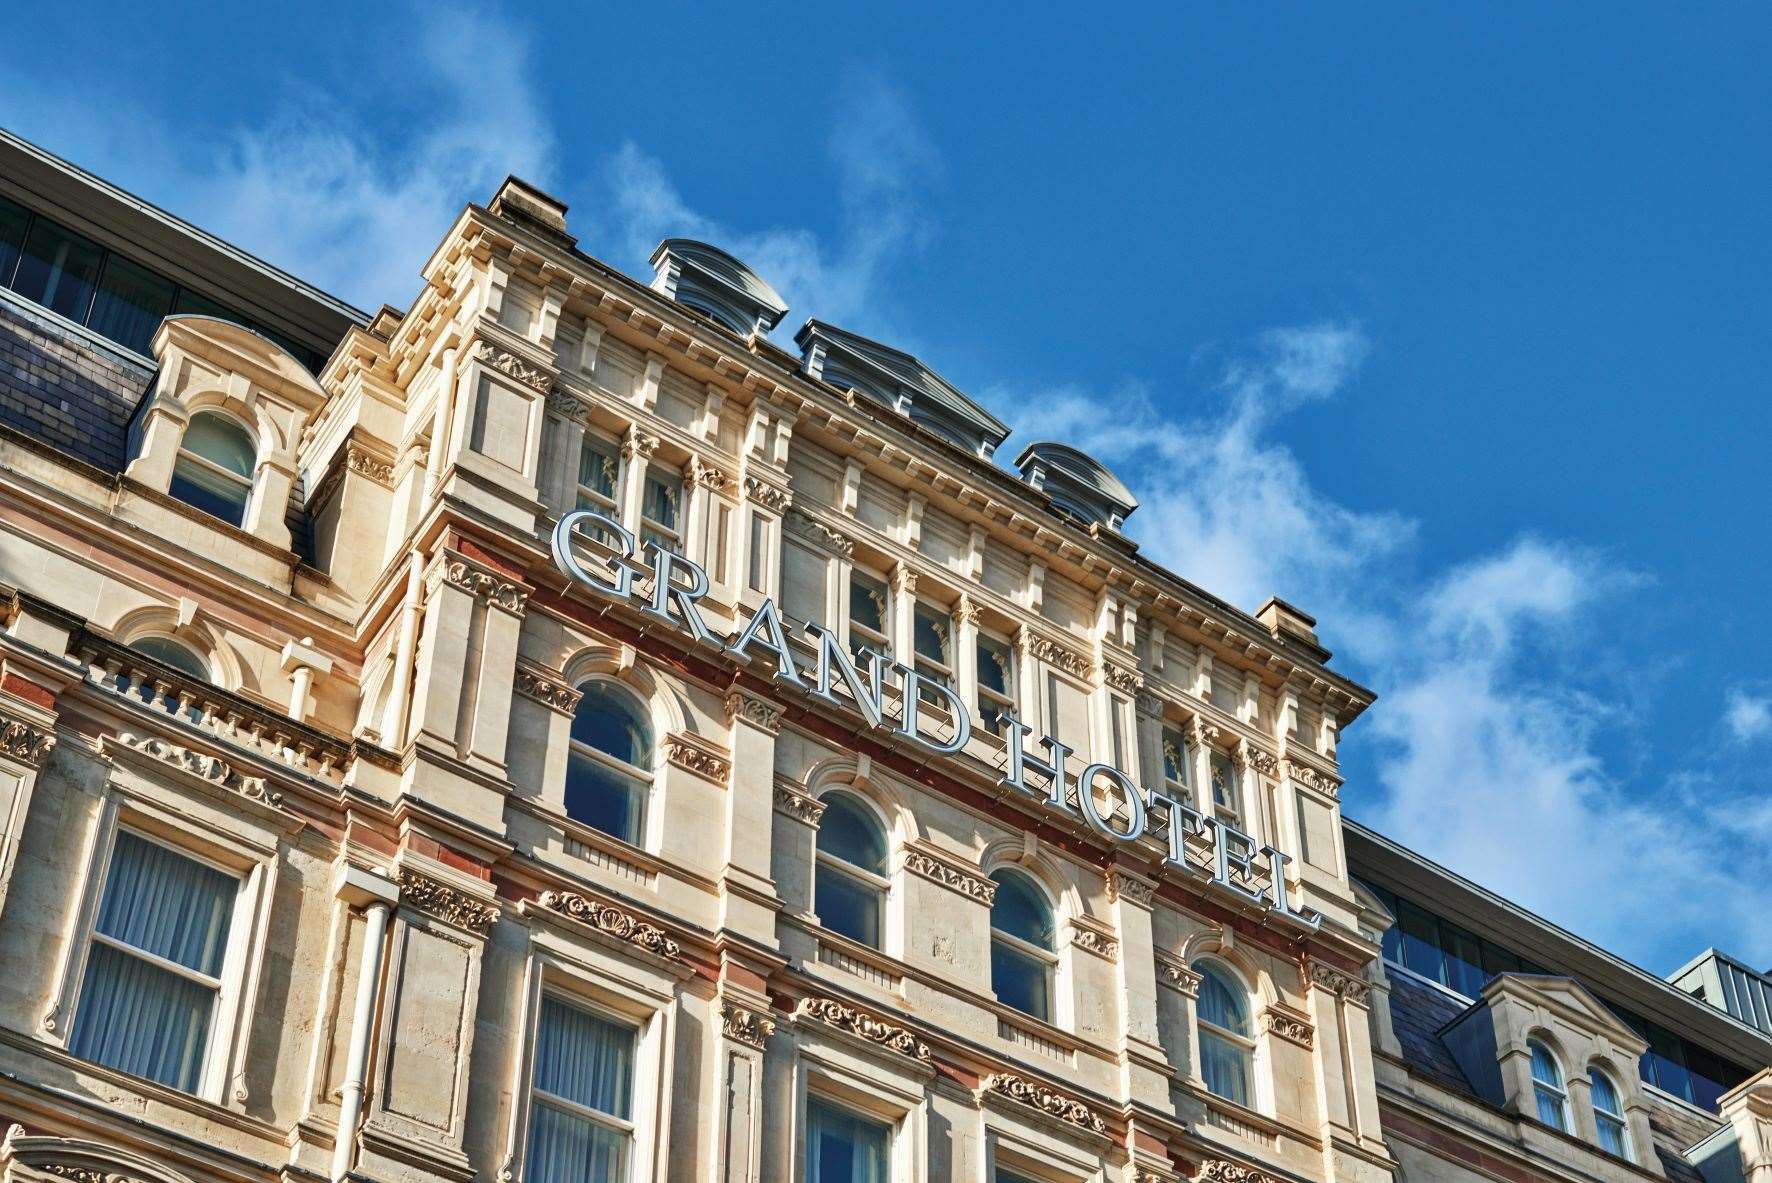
[1725,690,1772,743]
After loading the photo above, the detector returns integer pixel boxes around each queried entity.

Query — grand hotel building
[0,128,1768,1183]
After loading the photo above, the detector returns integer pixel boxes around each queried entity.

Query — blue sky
[6,2,1771,974]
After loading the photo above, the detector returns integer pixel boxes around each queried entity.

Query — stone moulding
[441,557,528,614]
[396,870,500,936]
[1104,662,1143,694]
[1069,921,1119,961]
[902,847,996,904]
[536,889,682,961]
[720,998,776,1049]
[772,780,826,826]
[795,996,930,1062]
[344,442,394,486]
[663,731,732,785]
[113,732,282,809]
[1261,1008,1315,1049]
[1027,635,1091,680]
[784,509,855,556]
[514,666,583,714]
[474,338,553,392]
[983,1072,1107,1136]
[1307,960,1370,1006]
[1109,870,1155,906]
[0,712,56,766]
[743,475,792,513]
[724,689,782,735]
[1284,758,1341,801]
[1,1126,192,1183]
[1193,1160,1278,1183]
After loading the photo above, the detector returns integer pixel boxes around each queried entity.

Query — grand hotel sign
[554,510,1319,931]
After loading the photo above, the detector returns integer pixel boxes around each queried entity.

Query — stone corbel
[663,730,732,786]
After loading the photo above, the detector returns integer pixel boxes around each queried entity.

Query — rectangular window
[640,466,683,555]
[848,570,890,663]
[747,509,767,592]
[911,601,953,706]
[68,831,238,1093]
[1208,750,1240,827]
[0,194,29,288]
[1397,899,1446,985]
[975,633,1015,736]
[12,216,103,322]
[526,996,637,1183]
[805,1096,890,1183]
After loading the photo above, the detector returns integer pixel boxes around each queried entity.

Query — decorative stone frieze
[1285,759,1341,800]
[514,666,582,713]
[725,689,782,734]
[1157,958,1201,997]
[743,475,792,513]
[0,713,56,766]
[1109,870,1155,906]
[795,996,931,1062]
[537,890,682,961]
[474,338,552,392]
[983,1072,1107,1136]
[345,442,394,486]
[40,1165,126,1183]
[689,459,729,490]
[1188,718,1220,749]
[1308,960,1371,1005]
[1104,662,1143,694]
[621,433,660,462]
[772,780,826,826]
[1232,742,1278,778]
[1028,635,1091,679]
[720,998,776,1049]
[442,558,528,613]
[903,847,996,904]
[546,387,588,422]
[397,870,500,935]
[113,733,282,808]
[1262,1009,1315,1049]
[1193,1160,1278,1183]
[664,731,732,785]
[784,509,854,556]
[1069,920,1119,960]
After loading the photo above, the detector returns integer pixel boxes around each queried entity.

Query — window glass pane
[991,939,1050,1021]
[913,605,949,666]
[89,254,175,354]
[1646,1024,1693,1102]
[1397,900,1446,984]
[533,997,634,1118]
[69,942,216,1092]
[806,1097,890,1183]
[1200,1028,1252,1106]
[172,287,237,322]
[849,573,887,637]
[169,459,250,527]
[94,832,235,975]
[0,194,30,288]
[571,683,651,767]
[1528,1042,1562,1087]
[527,1103,628,1183]
[129,636,209,681]
[817,794,886,873]
[1533,1084,1567,1131]
[642,468,681,533]
[1589,1068,1620,1115]
[1196,964,1250,1035]
[977,637,1011,696]
[988,870,1053,948]
[1441,921,1486,997]
[815,863,881,948]
[1596,1113,1627,1157]
[183,413,257,476]
[1481,940,1521,979]
[12,217,102,320]
[1209,751,1237,810]
[563,752,644,845]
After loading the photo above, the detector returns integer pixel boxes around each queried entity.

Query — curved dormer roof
[1014,441,1138,532]
[795,319,1011,459]
[649,239,788,337]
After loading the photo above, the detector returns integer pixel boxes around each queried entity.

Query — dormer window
[649,240,787,338]
[1528,1040,1569,1132]
[170,411,256,528]
[1590,1067,1629,1157]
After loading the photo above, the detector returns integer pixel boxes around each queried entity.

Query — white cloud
[1725,690,1772,743]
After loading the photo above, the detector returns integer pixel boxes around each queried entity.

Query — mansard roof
[795,319,1011,459]
[649,239,788,337]
[1014,440,1138,532]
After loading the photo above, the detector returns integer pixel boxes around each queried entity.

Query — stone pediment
[1477,972,1648,1055]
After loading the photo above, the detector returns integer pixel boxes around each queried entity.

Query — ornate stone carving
[442,559,527,613]
[903,849,996,904]
[1135,690,1165,718]
[1069,923,1119,960]
[1109,871,1155,907]
[41,1166,128,1183]
[689,459,729,490]
[1308,961,1371,1005]
[1285,759,1341,800]
[474,339,553,392]
[664,733,731,785]
[744,475,792,512]
[720,998,776,1049]
[537,890,681,961]
[1188,717,1220,749]
[1247,748,1279,777]
[784,509,854,556]
[546,387,588,422]
[514,667,583,713]
[725,689,782,734]
[1027,635,1091,679]
[0,714,56,766]
[983,1072,1106,1135]
[772,782,826,826]
[345,443,393,486]
[1104,662,1143,694]
[114,733,280,808]
[397,870,499,935]
[620,432,660,462]
[1158,960,1201,997]
[1192,1161,1277,1183]
[1262,1010,1314,1048]
[796,996,930,1062]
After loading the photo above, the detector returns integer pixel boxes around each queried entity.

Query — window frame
[1588,1064,1631,1158]
[1192,957,1258,1110]
[812,790,892,952]
[1206,748,1242,831]
[845,567,892,665]
[169,409,258,528]
[639,463,685,556]
[1528,1038,1570,1132]
[563,679,657,850]
[793,1051,923,1183]
[910,599,955,704]
[988,867,1059,1025]
[975,629,1017,737]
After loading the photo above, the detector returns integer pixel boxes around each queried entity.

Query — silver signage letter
[803,623,887,730]
[897,670,973,756]
[727,598,804,689]
[1208,818,1269,908]
[1260,845,1322,932]
[642,545,719,646]
[551,509,639,600]
[1075,763,1147,842]
[1144,786,1206,874]
[999,715,1073,810]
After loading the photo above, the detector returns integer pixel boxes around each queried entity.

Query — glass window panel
[526,1103,629,1183]
[1196,964,1251,1035]
[814,864,881,948]
[69,942,217,1092]
[1441,922,1486,997]
[1481,941,1522,979]
[1209,751,1237,811]
[849,573,887,637]
[89,254,176,355]
[1199,1028,1252,1106]
[182,413,257,477]
[571,438,613,496]
[816,794,886,873]
[563,752,644,845]
[977,637,1011,696]
[570,683,652,767]
[172,287,237,321]
[93,832,235,975]
[806,1097,890,1183]
[533,996,634,1118]
[169,460,250,527]
[0,194,30,288]
[1645,1024,1694,1102]
[129,636,209,681]
[990,940,1050,1021]
[12,217,102,321]
[988,870,1053,948]
[913,604,949,666]
[1397,900,1447,984]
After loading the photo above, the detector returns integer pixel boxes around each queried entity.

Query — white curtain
[1199,1030,1252,1106]
[527,998,634,1183]
[805,1099,888,1183]
[68,832,235,1091]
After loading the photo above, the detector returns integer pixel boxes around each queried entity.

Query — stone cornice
[795,995,930,1062]
[0,710,56,767]
[981,1072,1107,1136]
[397,869,500,936]
[1192,1160,1278,1183]
[1069,918,1119,961]
[436,552,529,614]
[535,889,682,961]
[902,844,996,904]
[1308,959,1371,1006]
[1262,1006,1315,1049]
[725,689,782,735]
[514,663,583,714]
[719,998,776,1050]
[111,731,285,810]
[772,777,826,826]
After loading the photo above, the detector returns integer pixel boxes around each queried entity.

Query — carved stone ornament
[620,432,660,462]
[1285,759,1341,801]
[1158,961,1201,997]
[1262,1009,1315,1049]
[784,509,854,556]
[40,1166,123,1183]
[1193,1160,1279,1183]
[725,689,782,734]
[690,459,729,490]
[1109,871,1155,907]
[1247,748,1279,778]
[514,667,583,713]
[773,782,826,826]
[1069,922,1119,960]
[1135,690,1165,718]
[1027,635,1091,679]
[114,732,281,808]
[546,387,589,423]
[0,1128,177,1183]
[537,890,682,961]
[474,338,553,392]
[664,732,732,785]
[720,998,776,1049]
[744,475,792,513]
[796,996,931,1062]
[396,870,500,935]
[1308,961,1371,1005]
[903,849,997,904]
[1104,662,1143,694]
[0,714,56,766]
[1188,718,1220,749]
[345,442,394,486]
[442,558,528,613]
[983,1072,1107,1136]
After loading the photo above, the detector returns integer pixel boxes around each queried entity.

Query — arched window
[989,868,1056,1022]
[1529,1039,1568,1132]
[564,681,653,846]
[1589,1066,1629,1157]
[169,412,256,528]
[129,636,209,681]
[814,791,888,948]
[1194,960,1255,1106]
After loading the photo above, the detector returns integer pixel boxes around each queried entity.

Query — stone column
[1307,960,1390,1170]
[721,689,782,937]
[1108,869,1171,1111]
[245,453,297,550]
[891,565,917,663]
[953,596,980,724]
[619,430,657,537]
[1719,1069,1772,1183]
[0,694,58,921]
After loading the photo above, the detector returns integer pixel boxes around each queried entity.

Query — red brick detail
[721,962,769,993]
[453,535,527,581]
[1380,1104,1557,1183]
[401,833,493,881]
[1,673,55,710]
